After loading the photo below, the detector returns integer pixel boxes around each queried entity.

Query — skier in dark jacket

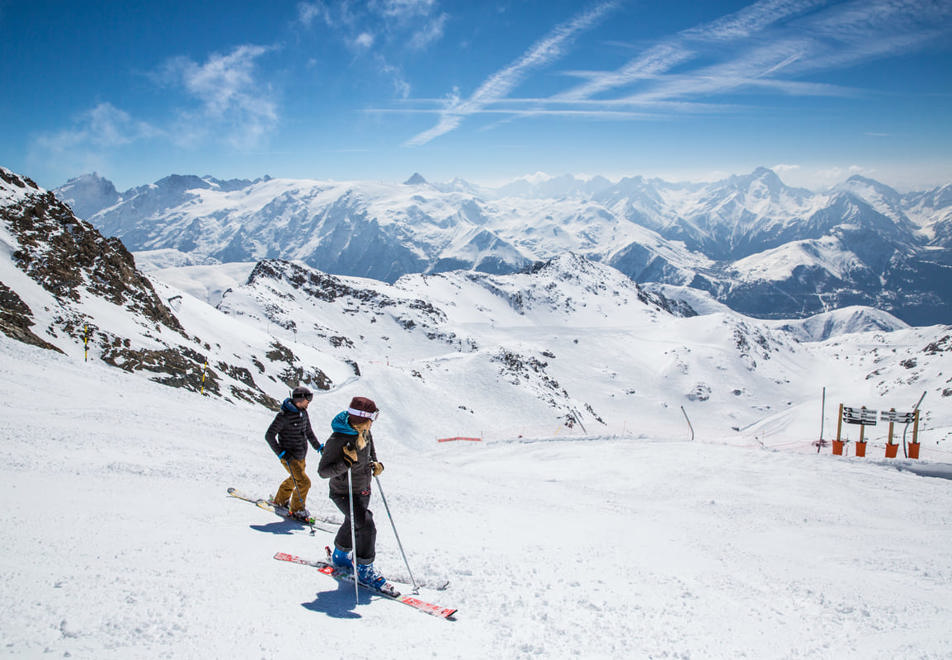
[265,386,322,521]
[318,395,391,590]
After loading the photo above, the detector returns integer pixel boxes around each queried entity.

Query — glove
[342,444,358,466]
[371,461,384,477]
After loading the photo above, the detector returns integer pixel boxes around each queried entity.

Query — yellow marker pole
[200,359,208,395]
[83,324,88,362]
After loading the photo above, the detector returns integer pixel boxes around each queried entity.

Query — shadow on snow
[302,581,373,619]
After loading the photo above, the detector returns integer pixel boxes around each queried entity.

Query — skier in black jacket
[318,395,390,590]
[265,386,322,521]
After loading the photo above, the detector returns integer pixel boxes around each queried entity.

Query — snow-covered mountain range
[5,164,951,446]
[55,167,952,325]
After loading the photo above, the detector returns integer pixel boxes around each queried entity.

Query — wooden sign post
[837,405,877,457]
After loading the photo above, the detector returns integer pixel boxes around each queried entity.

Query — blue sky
[2,0,951,191]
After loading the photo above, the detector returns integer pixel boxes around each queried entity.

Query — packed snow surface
[2,336,951,658]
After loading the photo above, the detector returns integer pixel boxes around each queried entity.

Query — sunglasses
[348,408,380,421]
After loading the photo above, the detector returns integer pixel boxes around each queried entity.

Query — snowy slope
[773,306,909,342]
[3,332,952,658]
[184,253,951,450]
[4,164,952,657]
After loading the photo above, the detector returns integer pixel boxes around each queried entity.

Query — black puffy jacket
[318,412,378,495]
[265,398,321,460]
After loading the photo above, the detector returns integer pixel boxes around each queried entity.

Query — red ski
[273,551,457,620]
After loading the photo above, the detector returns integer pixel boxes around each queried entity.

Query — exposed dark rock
[1,184,183,334]
[0,281,64,352]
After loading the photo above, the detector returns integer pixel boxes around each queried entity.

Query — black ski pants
[330,491,377,564]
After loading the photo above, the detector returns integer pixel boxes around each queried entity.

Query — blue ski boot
[357,562,398,595]
[331,547,353,572]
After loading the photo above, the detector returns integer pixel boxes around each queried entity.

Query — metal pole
[680,406,694,442]
[347,468,359,605]
[819,387,826,442]
[374,475,420,593]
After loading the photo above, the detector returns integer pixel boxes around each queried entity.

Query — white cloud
[33,103,158,153]
[680,0,827,43]
[296,2,327,27]
[374,0,438,20]
[420,0,950,134]
[773,164,876,189]
[28,44,280,178]
[406,1,620,146]
[354,32,376,48]
[301,0,445,101]
[557,0,824,102]
[29,103,159,180]
[161,44,279,148]
[377,56,412,98]
[409,12,447,50]
[772,163,801,174]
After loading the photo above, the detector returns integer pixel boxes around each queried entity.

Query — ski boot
[331,547,353,571]
[289,507,311,523]
[357,562,399,596]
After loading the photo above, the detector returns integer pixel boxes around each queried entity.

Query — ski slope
[2,335,951,658]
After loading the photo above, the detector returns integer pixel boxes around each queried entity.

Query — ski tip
[226,487,236,495]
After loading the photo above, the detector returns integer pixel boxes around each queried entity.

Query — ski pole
[347,467,359,606]
[374,475,419,593]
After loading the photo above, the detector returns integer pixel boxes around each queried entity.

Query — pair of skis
[274,549,457,619]
[228,487,456,619]
[227,487,337,533]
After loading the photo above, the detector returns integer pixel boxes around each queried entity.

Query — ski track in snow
[2,336,952,658]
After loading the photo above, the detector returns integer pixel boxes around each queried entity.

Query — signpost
[832,401,924,460]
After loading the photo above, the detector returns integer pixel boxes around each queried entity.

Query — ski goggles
[347,407,379,421]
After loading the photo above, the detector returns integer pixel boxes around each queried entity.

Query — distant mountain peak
[841,174,899,194]
[731,166,784,189]
[52,172,120,220]
[404,172,428,185]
